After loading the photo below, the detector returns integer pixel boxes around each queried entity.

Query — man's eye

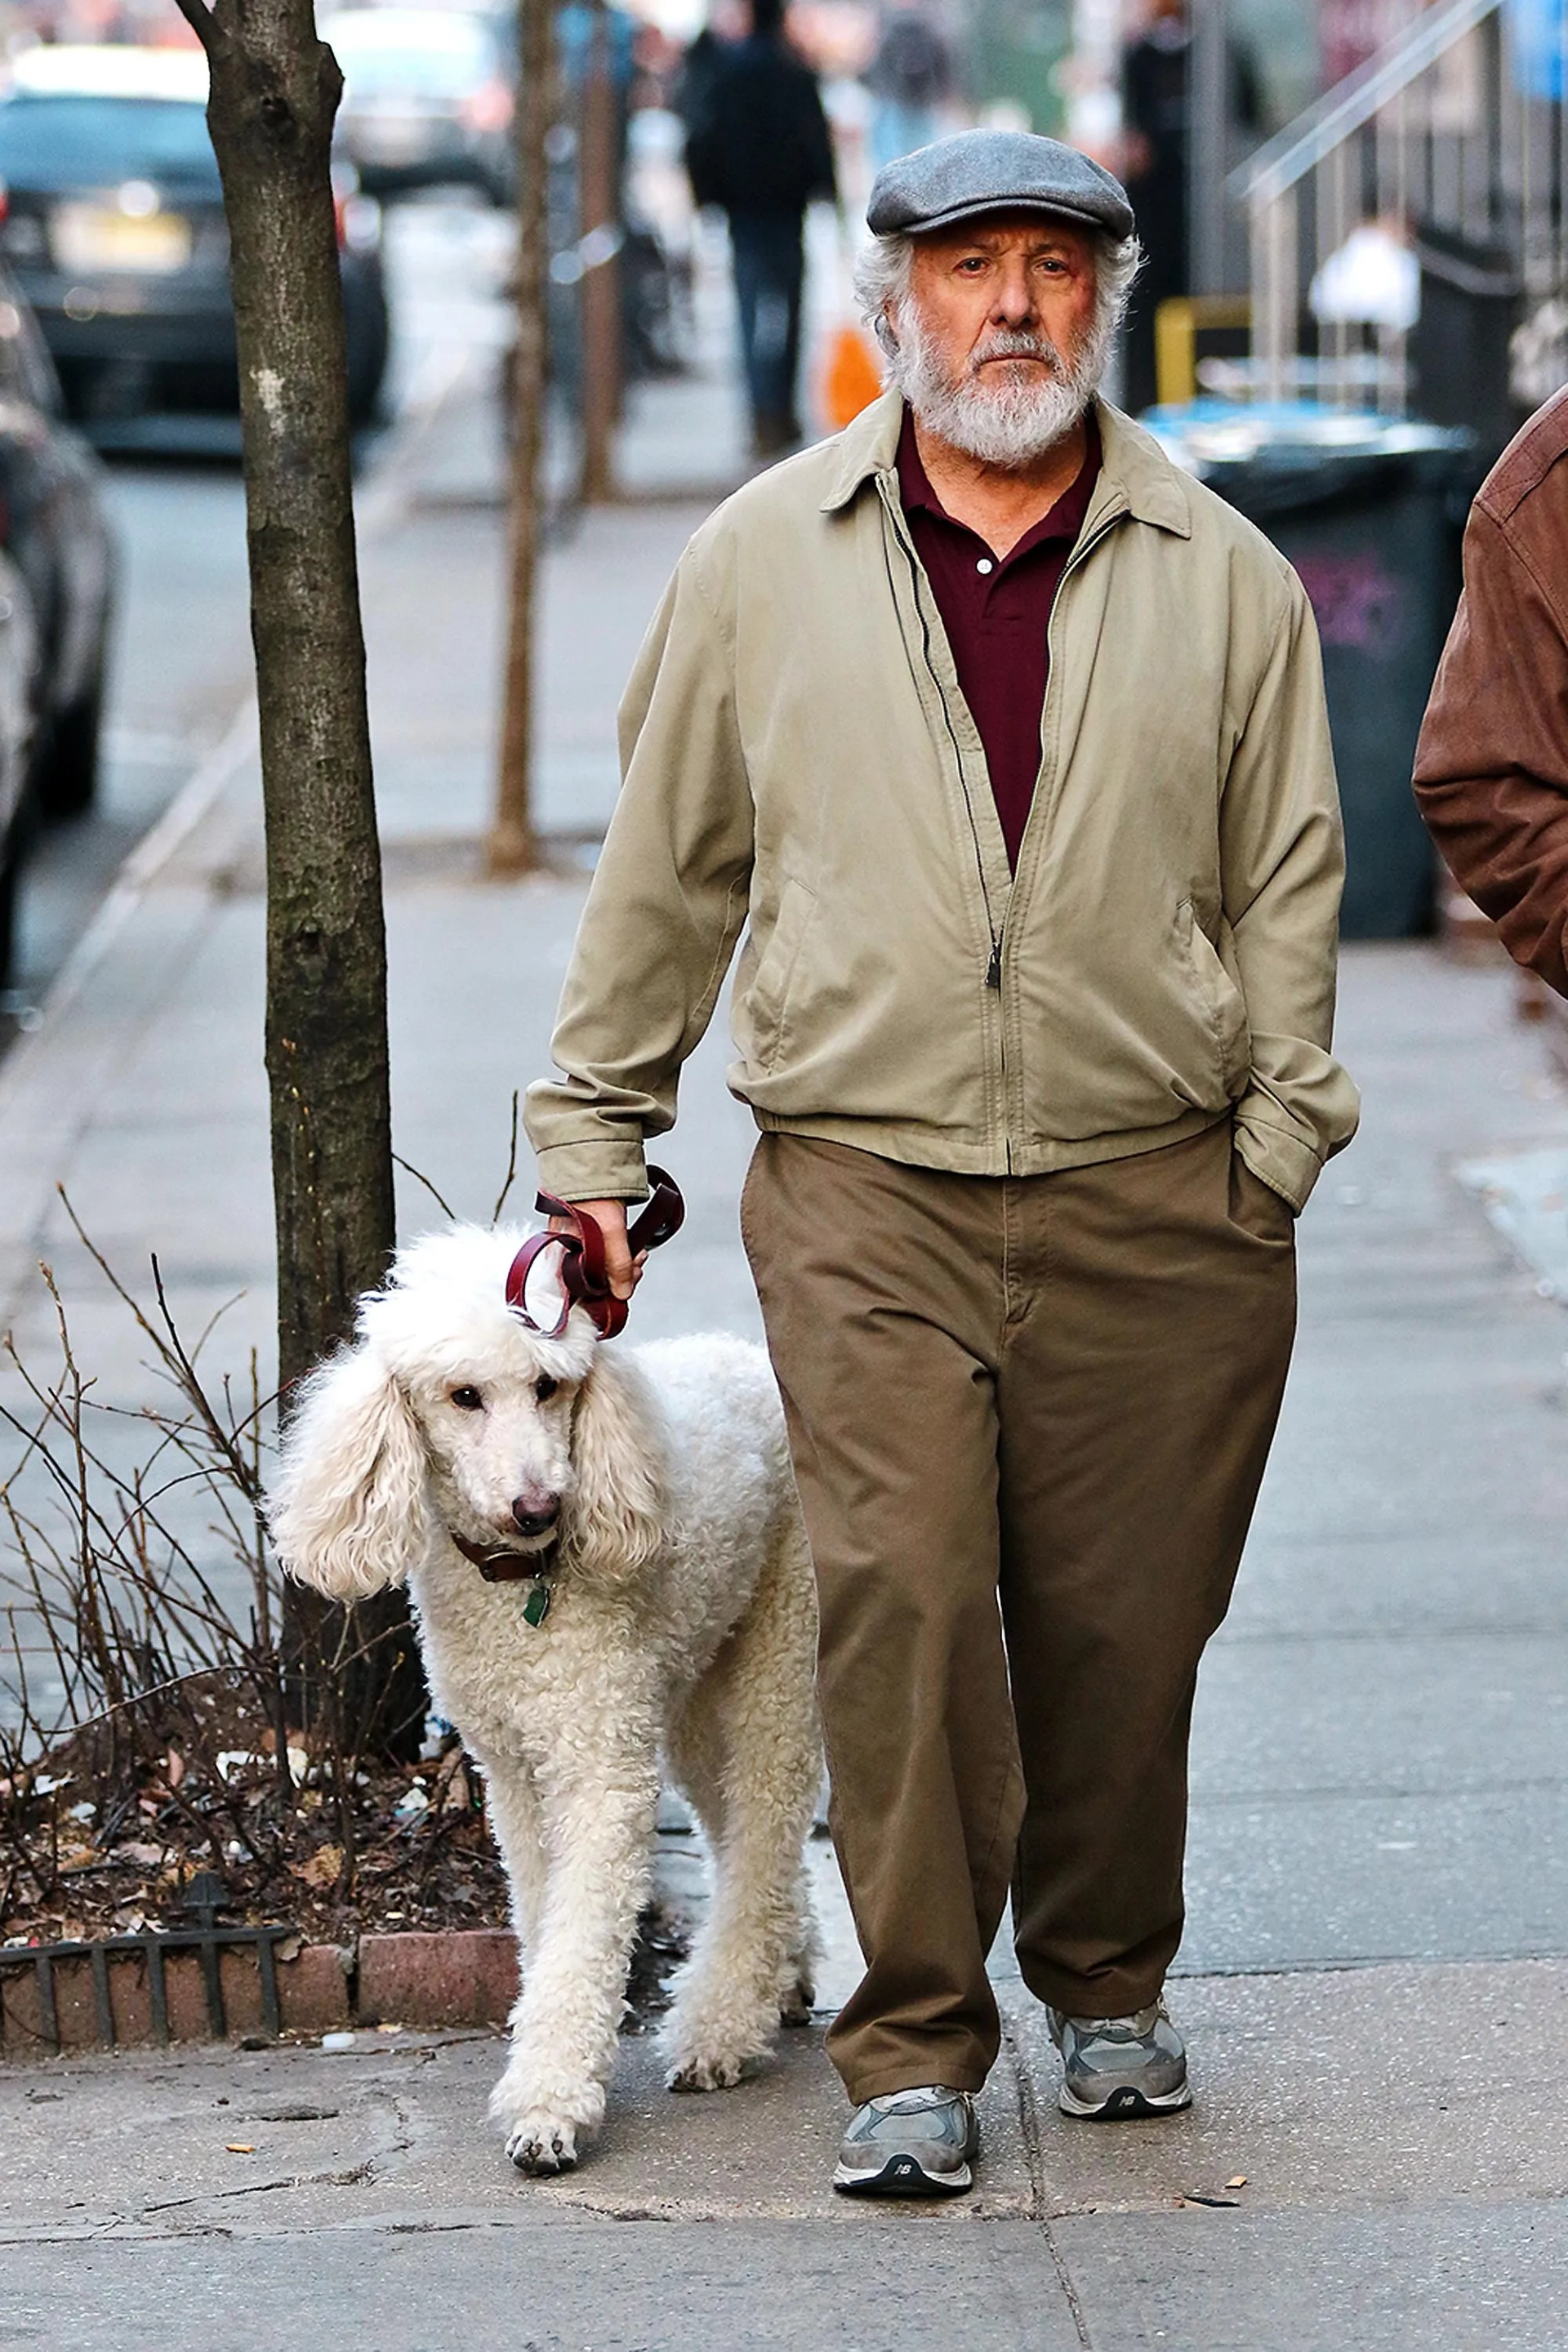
[534,1375,559,1404]
[450,1386,484,1412]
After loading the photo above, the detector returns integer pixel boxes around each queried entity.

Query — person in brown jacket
[1414,385,1568,979]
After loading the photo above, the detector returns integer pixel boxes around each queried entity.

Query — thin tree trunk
[488,0,555,877]
[577,1,622,507]
[172,0,424,1762]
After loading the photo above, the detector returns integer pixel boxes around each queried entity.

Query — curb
[0,1927,518,2060]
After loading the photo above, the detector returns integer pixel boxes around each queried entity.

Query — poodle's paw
[666,2047,754,2093]
[489,2066,604,2176]
[504,2109,582,2174]
[661,2000,773,2093]
[778,1973,815,2029]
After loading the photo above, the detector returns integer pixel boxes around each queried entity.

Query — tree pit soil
[0,1670,687,2034]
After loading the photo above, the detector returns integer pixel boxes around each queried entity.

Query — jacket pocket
[746,876,817,1073]
[1179,900,1252,1098]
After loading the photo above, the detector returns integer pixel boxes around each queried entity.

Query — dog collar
[449,1530,557,1624]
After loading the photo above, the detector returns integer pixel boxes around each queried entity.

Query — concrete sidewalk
[6,359,1568,2346]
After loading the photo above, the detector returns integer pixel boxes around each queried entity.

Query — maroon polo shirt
[897,408,1102,871]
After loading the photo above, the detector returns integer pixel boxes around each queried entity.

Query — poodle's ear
[267,1343,430,1599]
[562,1350,665,1587]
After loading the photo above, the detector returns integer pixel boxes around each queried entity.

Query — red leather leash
[504,1166,685,1341]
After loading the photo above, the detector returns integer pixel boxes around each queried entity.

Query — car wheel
[39,670,104,821]
[0,820,20,989]
[346,297,390,430]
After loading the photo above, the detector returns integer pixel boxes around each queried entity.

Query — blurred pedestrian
[866,2,951,174]
[683,0,837,457]
[525,127,1357,2194]
[1119,0,1192,412]
[1119,0,1259,411]
[1414,387,1568,981]
[672,11,734,149]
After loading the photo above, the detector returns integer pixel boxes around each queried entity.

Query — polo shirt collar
[895,403,1101,555]
[819,386,1193,541]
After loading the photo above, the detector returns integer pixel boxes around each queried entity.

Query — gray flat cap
[866,128,1135,244]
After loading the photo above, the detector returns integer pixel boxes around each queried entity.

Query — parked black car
[0,44,390,439]
[0,267,114,984]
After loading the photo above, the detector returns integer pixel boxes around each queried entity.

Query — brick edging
[0,1927,518,2060]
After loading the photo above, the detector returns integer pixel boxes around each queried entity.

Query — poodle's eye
[450,1385,484,1412]
[534,1375,559,1404]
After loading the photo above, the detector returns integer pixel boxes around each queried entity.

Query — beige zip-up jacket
[526,391,1359,1210]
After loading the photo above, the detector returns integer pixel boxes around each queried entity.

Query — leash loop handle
[504,1166,684,1341]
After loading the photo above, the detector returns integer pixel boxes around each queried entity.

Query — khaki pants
[741,1120,1297,2105]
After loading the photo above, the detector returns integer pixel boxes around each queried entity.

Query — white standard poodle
[267,1223,822,2174]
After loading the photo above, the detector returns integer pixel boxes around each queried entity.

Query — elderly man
[526,130,1357,2196]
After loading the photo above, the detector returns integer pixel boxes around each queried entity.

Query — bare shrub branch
[0,1220,476,1941]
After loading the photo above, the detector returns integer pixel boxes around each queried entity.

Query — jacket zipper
[880,477,1127,1160]
[897,538,1000,970]
[881,487,1010,1162]
[983,500,1128,978]
[1008,500,1126,900]
[880,484,1004,982]
[982,502,1126,1171]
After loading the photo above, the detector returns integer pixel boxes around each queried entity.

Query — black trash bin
[1410,225,1523,470]
[1147,405,1475,938]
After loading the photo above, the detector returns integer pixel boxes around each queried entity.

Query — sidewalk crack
[998,2006,1045,2221]
[127,2159,378,2221]
[1040,2217,1095,2351]
[1000,2009,1094,2349]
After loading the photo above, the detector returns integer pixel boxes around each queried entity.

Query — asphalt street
[4,193,514,1028]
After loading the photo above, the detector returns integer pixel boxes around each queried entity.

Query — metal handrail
[1230,0,1503,205]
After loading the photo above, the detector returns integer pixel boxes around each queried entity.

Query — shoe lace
[868,2086,965,2115]
[1068,2001,1168,2038]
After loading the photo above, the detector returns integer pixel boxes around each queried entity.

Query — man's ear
[267,1344,430,1597]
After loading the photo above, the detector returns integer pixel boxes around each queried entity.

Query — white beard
[884,301,1111,467]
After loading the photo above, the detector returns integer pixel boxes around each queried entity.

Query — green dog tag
[523,1580,551,1628]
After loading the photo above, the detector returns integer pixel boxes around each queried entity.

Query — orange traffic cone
[821,322,884,431]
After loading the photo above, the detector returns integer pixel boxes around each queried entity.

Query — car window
[0,96,220,185]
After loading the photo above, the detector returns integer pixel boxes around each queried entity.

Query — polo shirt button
[976,558,994,575]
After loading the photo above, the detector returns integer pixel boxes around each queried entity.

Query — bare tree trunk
[172,0,424,1762]
[488,0,555,878]
[577,0,623,507]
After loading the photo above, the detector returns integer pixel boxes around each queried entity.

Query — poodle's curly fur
[268,1224,822,2174]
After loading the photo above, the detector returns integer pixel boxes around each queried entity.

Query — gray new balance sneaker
[833,2086,978,2196]
[1047,2000,1192,2119]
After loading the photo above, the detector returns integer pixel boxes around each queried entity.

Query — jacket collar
[819,387,1192,541]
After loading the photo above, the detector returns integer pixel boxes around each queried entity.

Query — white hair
[851,223,1142,464]
[853,224,1141,356]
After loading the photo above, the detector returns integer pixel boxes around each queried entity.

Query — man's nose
[511,1488,561,1537]
[991,265,1036,324]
